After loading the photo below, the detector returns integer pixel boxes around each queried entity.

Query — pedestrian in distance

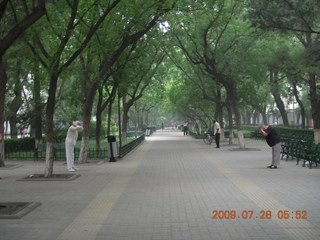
[65,121,83,172]
[183,122,188,136]
[259,125,281,169]
[213,119,220,148]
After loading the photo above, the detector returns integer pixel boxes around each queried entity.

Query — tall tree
[247,0,320,142]
[118,52,165,143]
[27,0,122,176]
[167,0,251,148]
[0,0,46,167]
[77,1,176,163]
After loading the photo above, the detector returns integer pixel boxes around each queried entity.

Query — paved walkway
[0,129,319,240]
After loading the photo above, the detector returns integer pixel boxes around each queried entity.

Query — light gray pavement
[0,129,319,240]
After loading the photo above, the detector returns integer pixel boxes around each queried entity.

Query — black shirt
[265,126,281,147]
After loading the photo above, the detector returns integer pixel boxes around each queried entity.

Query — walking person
[260,125,281,169]
[213,119,220,148]
[65,121,83,172]
[183,122,188,136]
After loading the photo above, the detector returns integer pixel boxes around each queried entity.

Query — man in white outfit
[213,119,221,148]
[65,121,83,171]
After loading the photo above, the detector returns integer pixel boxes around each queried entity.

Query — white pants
[272,142,281,166]
[65,142,75,169]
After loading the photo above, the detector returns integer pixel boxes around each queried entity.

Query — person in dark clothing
[260,125,281,169]
[183,122,188,136]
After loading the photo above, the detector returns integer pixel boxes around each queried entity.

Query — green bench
[281,139,320,169]
[297,143,320,169]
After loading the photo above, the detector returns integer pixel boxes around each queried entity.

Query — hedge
[5,137,35,153]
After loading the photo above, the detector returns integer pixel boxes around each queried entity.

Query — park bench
[250,130,319,169]
[296,143,320,169]
[280,138,320,169]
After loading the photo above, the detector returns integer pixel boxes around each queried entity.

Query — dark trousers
[183,127,188,136]
[215,133,220,148]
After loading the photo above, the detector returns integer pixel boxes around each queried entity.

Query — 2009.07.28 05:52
[211,210,308,220]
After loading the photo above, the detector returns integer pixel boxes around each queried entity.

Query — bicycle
[203,131,213,145]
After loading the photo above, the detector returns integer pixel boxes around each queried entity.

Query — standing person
[183,122,188,136]
[260,125,281,169]
[213,119,221,148]
[65,121,83,172]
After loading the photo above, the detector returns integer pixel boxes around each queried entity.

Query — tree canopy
[1,0,320,171]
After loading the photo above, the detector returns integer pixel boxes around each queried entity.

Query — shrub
[5,137,35,153]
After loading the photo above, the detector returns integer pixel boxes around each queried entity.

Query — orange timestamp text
[211,210,308,220]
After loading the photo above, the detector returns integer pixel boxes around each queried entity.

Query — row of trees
[0,0,183,176]
[1,0,319,176]
[162,0,320,147]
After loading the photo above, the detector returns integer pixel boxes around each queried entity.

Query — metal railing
[5,134,146,160]
[119,135,145,158]
[5,145,108,161]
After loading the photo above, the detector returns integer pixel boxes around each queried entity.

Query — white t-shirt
[65,125,83,145]
[214,122,220,134]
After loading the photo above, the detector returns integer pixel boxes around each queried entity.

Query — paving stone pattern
[0,130,319,240]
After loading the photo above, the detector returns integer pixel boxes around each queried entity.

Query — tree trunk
[121,105,130,143]
[79,134,89,164]
[78,117,90,164]
[145,111,149,126]
[226,104,234,145]
[32,63,42,148]
[257,113,261,124]
[213,90,225,140]
[107,101,113,136]
[227,88,245,149]
[44,74,59,178]
[245,110,251,125]
[270,70,289,126]
[233,103,245,149]
[296,113,301,125]
[252,110,258,125]
[44,142,54,177]
[261,111,268,125]
[218,105,225,141]
[292,84,305,128]
[95,88,103,152]
[0,60,7,167]
[8,120,17,138]
[95,112,102,153]
[198,120,202,135]
[273,92,289,126]
[78,82,97,163]
[308,72,320,143]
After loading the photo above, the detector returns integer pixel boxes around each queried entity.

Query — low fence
[5,135,146,161]
[119,135,145,158]
[5,145,108,161]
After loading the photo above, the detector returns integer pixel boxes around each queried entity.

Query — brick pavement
[0,129,319,240]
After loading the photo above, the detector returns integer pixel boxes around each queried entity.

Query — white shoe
[73,167,79,170]
[68,168,75,172]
